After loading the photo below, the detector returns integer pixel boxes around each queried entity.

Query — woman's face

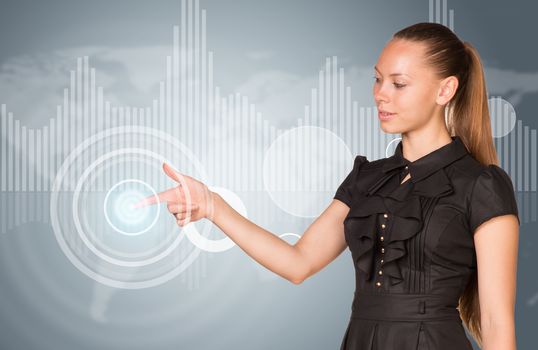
[373,39,444,134]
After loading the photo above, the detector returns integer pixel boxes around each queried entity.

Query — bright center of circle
[103,179,160,236]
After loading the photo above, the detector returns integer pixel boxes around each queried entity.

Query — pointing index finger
[132,187,182,209]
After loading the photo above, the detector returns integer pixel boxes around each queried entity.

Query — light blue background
[0,0,536,349]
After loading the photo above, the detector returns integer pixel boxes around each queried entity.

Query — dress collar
[381,135,469,183]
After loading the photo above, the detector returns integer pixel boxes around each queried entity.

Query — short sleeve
[468,164,520,233]
[333,155,368,208]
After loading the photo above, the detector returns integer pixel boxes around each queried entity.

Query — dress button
[383,213,388,218]
[381,248,385,253]
[405,165,409,169]
[376,282,382,287]
[378,270,383,275]
[380,236,384,241]
[380,259,384,264]
[381,224,386,229]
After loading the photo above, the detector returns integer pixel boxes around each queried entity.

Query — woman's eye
[373,76,405,89]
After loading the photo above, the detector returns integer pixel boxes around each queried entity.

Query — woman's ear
[437,75,459,105]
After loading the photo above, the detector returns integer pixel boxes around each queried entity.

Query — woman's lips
[378,111,396,121]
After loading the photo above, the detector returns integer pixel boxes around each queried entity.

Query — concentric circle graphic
[50,126,223,289]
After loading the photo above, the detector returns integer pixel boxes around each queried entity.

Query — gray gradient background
[0,0,537,349]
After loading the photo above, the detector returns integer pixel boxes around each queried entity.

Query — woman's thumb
[163,162,181,183]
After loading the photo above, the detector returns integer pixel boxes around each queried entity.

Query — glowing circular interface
[49,126,217,289]
[103,179,160,236]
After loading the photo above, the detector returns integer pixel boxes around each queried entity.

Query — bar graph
[0,0,535,224]
[0,0,535,289]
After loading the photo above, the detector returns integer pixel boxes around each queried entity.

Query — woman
[138,22,520,350]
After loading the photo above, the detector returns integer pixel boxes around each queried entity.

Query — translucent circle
[488,97,517,138]
[72,148,188,267]
[50,126,213,289]
[78,154,180,260]
[262,126,352,218]
[184,186,247,252]
[103,179,160,236]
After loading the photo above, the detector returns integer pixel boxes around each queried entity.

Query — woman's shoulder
[447,154,519,231]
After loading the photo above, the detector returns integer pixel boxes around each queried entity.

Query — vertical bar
[250,104,255,191]
[1,104,6,191]
[202,10,207,170]
[325,57,330,132]
[105,101,111,190]
[118,107,124,181]
[51,115,56,191]
[91,68,96,134]
[77,58,82,155]
[7,112,13,191]
[257,112,262,191]
[332,56,337,132]
[356,103,361,155]
[110,106,117,190]
[339,67,344,140]
[208,51,214,138]
[181,0,187,146]
[56,105,62,189]
[442,0,447,26]
[188,0,193,148]
[90,68,96,190]
[36,129,42,192]
[97,86,103,131]
[509,118,516,182]
[503,110,509,172]
[22,127,27,191]
[346,86,351,151]
[319,71,324,128]
[524,126,529,192]
[174,25,180,139]
[194,0,200,159]
[311,89,317,127]
[70,70,76,191]
[517,119,522,191]
[84,56,89,141]
[229,93,234,189]
[43,126,49,191]
[14,120,20,191]
[221,95,226,190]
[29,129,35,192]
[332,56,337,178]
[531,130,536,192]
[63,88,69,167]
[166,56,172,139]
[242,95,248,190]
[129,107,134,181]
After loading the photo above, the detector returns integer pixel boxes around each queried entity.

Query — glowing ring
[103,178,160,236]
[72,148,187,267]
[50,126,212,288]
[79,155,179,260]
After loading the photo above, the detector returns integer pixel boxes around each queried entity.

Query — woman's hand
[134,163,215,227]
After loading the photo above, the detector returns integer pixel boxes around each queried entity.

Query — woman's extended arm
[473,214,519,350]
[137,163,351,285]
[210,192,350,284]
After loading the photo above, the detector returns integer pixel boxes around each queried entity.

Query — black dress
[333,136,520,350]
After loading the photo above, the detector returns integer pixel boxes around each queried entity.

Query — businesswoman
[141,22,520,349]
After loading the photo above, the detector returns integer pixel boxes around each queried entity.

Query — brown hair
[392,22,499,348]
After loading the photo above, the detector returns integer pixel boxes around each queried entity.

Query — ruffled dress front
[334,136,520,350]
